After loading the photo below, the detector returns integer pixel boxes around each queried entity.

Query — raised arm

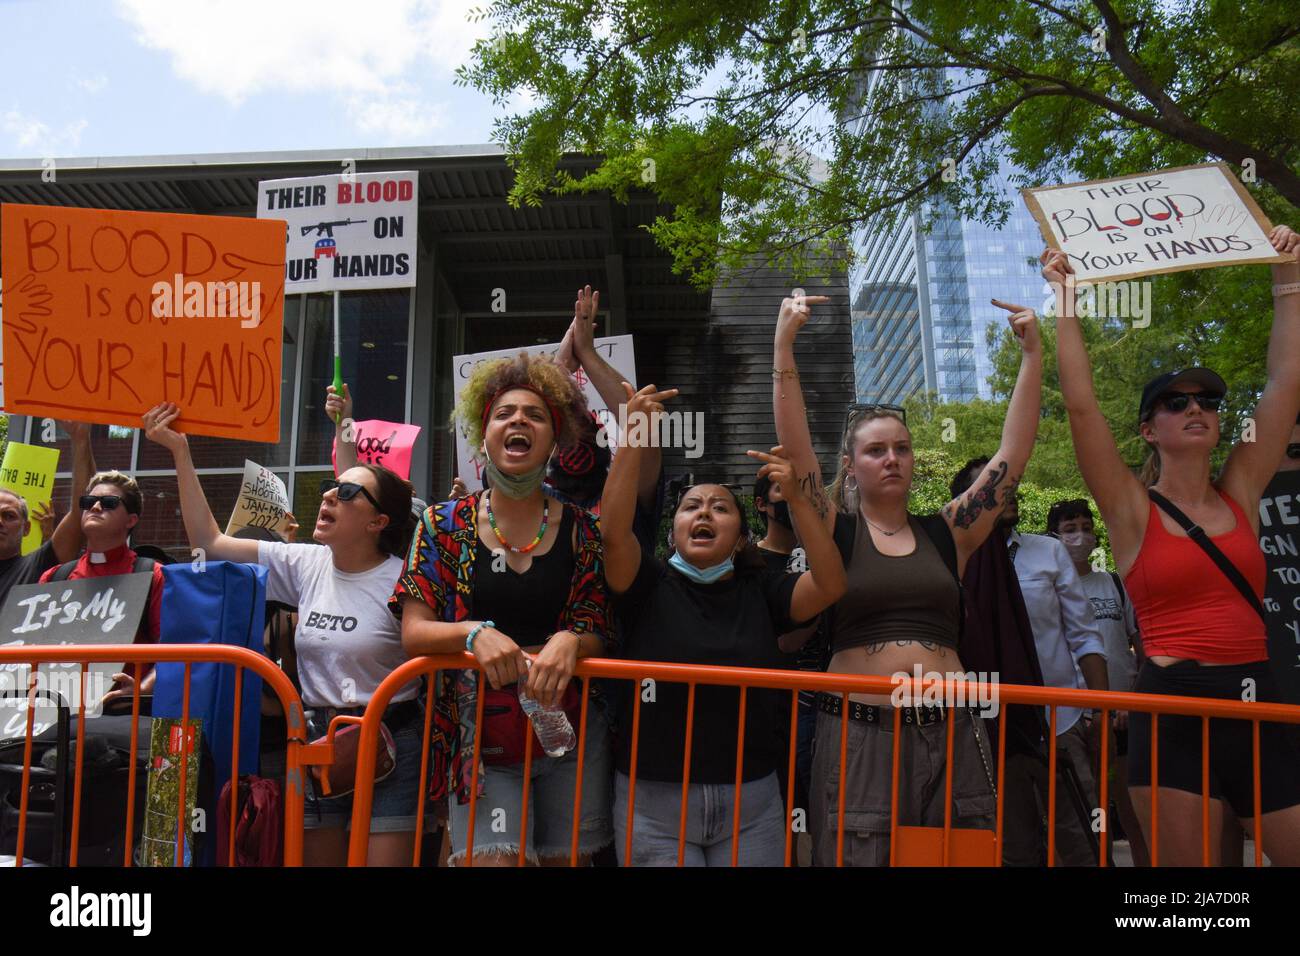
[50,420,95,562]
[941,299,1042,566]
[772,294,835,534]
[141,403,259,564]
[1222,225,1300,514]
[748,445,845,622]
[569,285,663,508]
[327,383,357,475]
[601,382,677,592]
[1047,248,1148,560]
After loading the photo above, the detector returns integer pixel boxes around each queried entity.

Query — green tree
[459,0,1300,287]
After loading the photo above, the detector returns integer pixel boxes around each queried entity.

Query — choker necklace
[485,490,549,554]
[863,514,907,536]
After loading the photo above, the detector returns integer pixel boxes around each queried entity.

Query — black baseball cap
[1138,368,1227,423]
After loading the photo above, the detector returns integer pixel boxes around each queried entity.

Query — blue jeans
[613,771,787,867]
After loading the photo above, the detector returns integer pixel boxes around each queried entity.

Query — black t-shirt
[612,550,800,783]
[0,540,59,608]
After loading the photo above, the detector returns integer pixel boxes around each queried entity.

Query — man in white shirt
[952,457,1107,866]
[1049,497,1148,867]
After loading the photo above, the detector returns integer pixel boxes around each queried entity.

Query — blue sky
[0,0,512,159]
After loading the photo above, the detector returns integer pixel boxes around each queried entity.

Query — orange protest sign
[0,204,286,442]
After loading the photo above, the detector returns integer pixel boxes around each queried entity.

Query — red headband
[481,385,563,440]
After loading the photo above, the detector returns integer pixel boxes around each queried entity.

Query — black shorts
[1128,660,1300,817]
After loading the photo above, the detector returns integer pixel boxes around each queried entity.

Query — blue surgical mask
[668,549,735,584]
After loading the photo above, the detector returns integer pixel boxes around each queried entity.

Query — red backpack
[216,775,283,867]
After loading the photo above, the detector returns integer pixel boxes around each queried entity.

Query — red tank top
[1123,490,1266,663]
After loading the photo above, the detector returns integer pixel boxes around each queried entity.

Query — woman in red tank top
[1051,224,1300,865]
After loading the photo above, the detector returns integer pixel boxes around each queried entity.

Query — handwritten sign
[452,335,636,492]
[225,459,293,538]
[0,203,285,442]
[1022,162,1287,282]
[256,172,418,293]
[0,572,152,737]
[1260,470,1300,705]
[0,441,59,555]
[332,419,421,480]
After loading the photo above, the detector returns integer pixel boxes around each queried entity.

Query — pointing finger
[990,299,1028,313]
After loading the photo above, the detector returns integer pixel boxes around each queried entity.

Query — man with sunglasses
[0,421,96,608]
[39,470,166,697]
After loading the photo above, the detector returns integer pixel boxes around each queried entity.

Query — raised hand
[141,403,188,452]
[746,445,797,503]
[326,383,353,430]
[1270,224,1300,261]
[573,285,600,356]
[30,500,55,539]
[991,299,1042,355]
[775,293,832,346]
[620,381,679,427]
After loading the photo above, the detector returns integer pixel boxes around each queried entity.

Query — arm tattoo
[798,472,830,519]
[949,461,1008,530]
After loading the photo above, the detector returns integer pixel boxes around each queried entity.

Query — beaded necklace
[485,489,549,554]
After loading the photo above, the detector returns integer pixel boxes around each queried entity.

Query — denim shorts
[614,771,787,867]
[304,702,428,834]
[448,702,614,864]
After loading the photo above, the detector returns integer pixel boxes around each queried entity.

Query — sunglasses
[1288,443,1300,460]
[79,494,124,511]
[318,479,380,509]
[845,402,907,430]
[1156,392,1223,414]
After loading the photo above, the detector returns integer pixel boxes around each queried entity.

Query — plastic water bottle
[518,662,577,757]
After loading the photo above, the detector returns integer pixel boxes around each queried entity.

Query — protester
[0,421,95,605]
[1047,497,1149,866]
[951,459,1107,867]
[1050,225,1300,865]
[391,352,613,866]
[602,382,844,865]
[774,292,1041,866]
[141,398,421,867]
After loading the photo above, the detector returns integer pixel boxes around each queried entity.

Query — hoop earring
[845,475,858,495]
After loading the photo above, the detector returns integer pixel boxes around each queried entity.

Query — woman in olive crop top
[1052,225,1300,866]
[773,292,1044,867]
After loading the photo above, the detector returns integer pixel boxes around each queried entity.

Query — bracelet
[466,620,494,653]
[771,367,799,379]
[1273,282,1300,297]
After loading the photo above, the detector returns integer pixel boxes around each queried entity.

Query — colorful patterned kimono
[388,492,609,803]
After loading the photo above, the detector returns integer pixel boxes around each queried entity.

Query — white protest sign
[452,335,636,492]
[256,171,418,292]
[1023,162,1288,282]
[225,460,293,538]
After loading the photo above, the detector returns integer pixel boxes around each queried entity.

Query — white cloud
[345,86,445,142]
[2,111,89,155]
[73,74,109,95]
[114,0,489,105]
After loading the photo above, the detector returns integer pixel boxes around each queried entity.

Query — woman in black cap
[1050,224,1300,865]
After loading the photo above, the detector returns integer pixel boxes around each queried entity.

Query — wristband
[1273,282,1300,297]
[466,620,494,653]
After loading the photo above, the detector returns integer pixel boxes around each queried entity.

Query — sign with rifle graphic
[256,171,418,292]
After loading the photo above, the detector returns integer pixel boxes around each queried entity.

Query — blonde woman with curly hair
[391,352,614,865]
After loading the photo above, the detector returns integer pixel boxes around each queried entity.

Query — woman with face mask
[392,353,613,866]
[773,292,1043,866]
[601,383,846,866]
[1047,498,1148,866]
[1050,224,1300,865]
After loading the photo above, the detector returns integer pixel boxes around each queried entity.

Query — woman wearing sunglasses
[391,353,613,866]
[1049,223,1300,865]
[141,400,420,866]
[772,292,1043,866]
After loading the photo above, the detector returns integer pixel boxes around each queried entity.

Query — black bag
[0,711,150,866]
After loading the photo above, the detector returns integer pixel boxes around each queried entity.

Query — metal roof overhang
[0,145,712,337]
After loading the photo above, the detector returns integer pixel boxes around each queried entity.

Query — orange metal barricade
[347,654,1300,868]
[0,644,309,867]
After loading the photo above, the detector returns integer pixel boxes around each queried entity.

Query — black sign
[1260,470,1300,705]
[0,572,152,738]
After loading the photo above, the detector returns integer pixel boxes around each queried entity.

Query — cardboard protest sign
[0,204,285,442]
[1260,470,1300,705]
[452,335,636,492]
[0,571,153,738]
[224,459,293,538]
[1022,162,1288,282]
[332,419,421,479]
[0,440,59,555]
[257,171,418,292]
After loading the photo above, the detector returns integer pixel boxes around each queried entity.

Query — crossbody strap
[1147,490,1266,623]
